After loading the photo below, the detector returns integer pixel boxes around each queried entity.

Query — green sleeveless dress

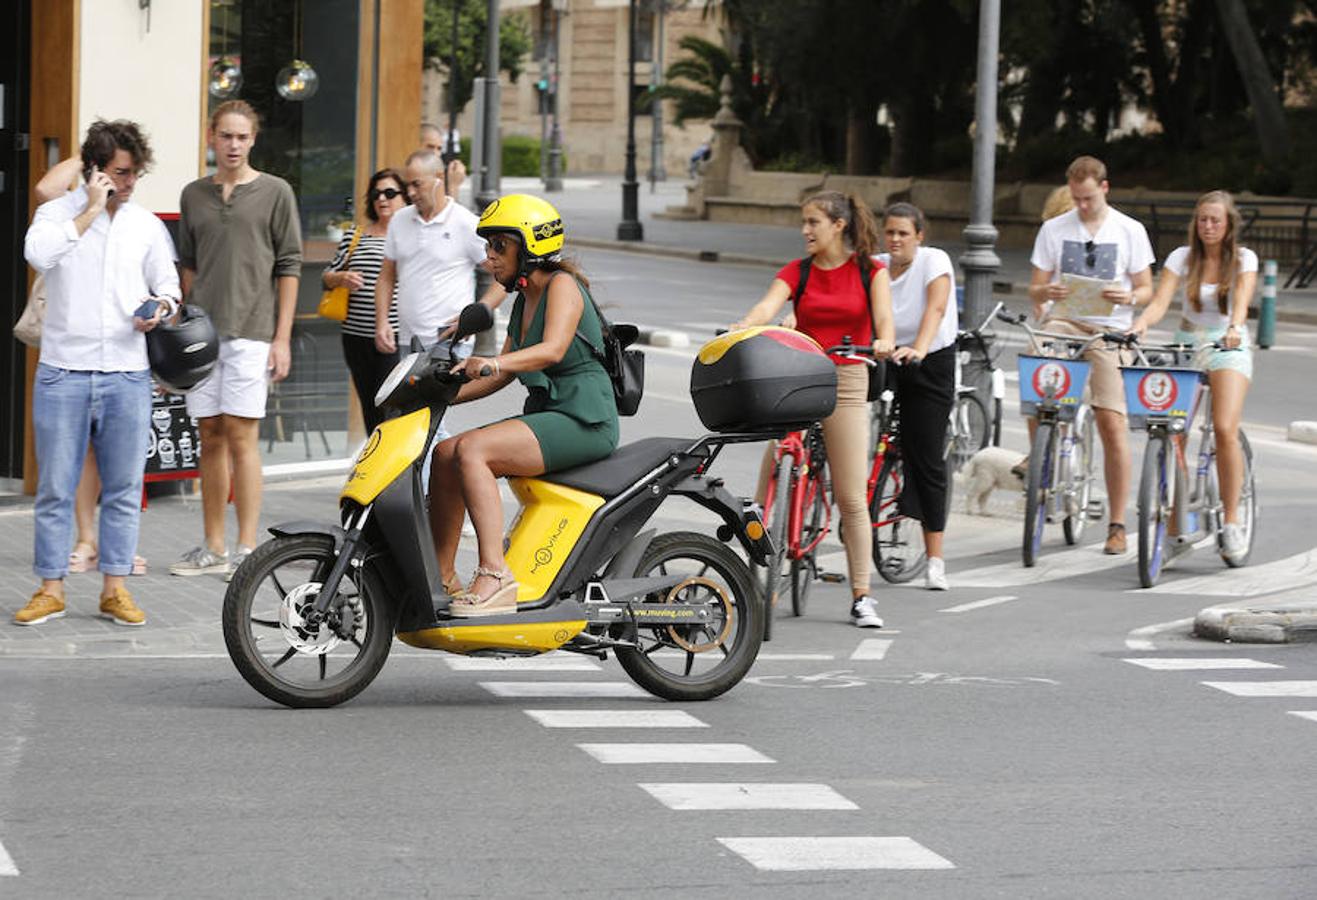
[507,275,620,471]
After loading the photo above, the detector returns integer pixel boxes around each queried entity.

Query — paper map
[1052,273,1119,319]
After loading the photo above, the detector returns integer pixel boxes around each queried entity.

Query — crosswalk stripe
[953,546,1132,588]
[445,655,601,672]
[850,639,892,660]
[939,595,1019,613]
[717,836,955,871]
[479,681,646,698]
[1202,681,1317,697]
[578,743,775,764]
[640,783,857,810]
[758,653,837,661]
[0,840,17,876]
[524,709,708,728]
[1123,658,1283,671]
[1287,711,1317,723]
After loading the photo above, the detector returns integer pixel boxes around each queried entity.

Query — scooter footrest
[426,599,588,628]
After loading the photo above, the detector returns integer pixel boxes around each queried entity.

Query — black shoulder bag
[792,256,884,401]
[573,283,645,417]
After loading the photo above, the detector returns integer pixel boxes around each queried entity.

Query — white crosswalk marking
[641,783,857,810]
[578,743,775,764]
[479,681,646,698]
[0,840,16,876]
[1124,658,1283,671]
[850,639,892,660]
[1287,711,1317,723]
[758,653,837,661]
[524,709,708,728]
[445,655,601,671]
[717,836,955,871]
[939,595,1019,613]
[1203,681,1317,697]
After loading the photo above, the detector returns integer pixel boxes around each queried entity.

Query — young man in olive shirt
[171,100,301,579]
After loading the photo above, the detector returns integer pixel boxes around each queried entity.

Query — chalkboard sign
[145,389,200,476]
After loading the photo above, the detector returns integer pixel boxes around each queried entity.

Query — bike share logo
[1032,362,1071,400]
[348,430,382,481]
[531,517,570,574]
[1137,371,1177,412]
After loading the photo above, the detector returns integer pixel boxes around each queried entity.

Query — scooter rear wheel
[222,534,395,708]
[615,531,763,701]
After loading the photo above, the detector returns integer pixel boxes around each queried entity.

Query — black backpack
[573,284,644,417]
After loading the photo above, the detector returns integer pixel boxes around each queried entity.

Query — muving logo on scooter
[531,517,570,574]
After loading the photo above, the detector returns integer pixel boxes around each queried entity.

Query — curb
[1193,602,1317,643]
[1288,421,1317,445]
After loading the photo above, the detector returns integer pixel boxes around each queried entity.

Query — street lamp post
[447,0,460,158]
[959,0,1002,382]
[545,0,564,192]
[474,0,502,214]
[647,0,667,188]
[617,0,644,241]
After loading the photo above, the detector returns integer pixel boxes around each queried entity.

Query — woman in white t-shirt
[877,202,959,590]
[1133,190,1258,564]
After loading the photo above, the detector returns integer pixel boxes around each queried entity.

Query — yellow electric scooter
[222,304,781,708]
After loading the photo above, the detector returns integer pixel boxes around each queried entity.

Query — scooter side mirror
[453,302,494,342]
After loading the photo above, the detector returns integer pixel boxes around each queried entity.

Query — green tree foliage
[422,0,533,117]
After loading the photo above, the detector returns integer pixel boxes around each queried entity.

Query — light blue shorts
[1173,325,1253,380]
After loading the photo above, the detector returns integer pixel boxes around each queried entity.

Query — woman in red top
[733,191,895,628]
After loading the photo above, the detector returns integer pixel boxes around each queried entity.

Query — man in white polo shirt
[374,149,504,440]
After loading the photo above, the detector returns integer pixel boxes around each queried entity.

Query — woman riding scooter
[430,195,619,616]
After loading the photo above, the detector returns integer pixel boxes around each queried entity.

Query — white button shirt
[24,186,181,372]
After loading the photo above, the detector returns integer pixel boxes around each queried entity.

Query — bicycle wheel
[946,392,990,474]
[1023,421,1056,568]
[870,453,927,583]
[1222,430,1257,568]
[1137,434,1174,588]
[790,470,827,616]
[1062,407,1097,546]
[760,453,793,641]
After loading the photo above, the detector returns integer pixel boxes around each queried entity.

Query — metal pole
[647,1,666,188]
[475,0,502,213]
[447,0,460,157]
[617,0,644,240]
[545,2,563,192]
[958,0,1001,341]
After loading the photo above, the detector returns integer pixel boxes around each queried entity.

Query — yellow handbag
[318,227,365,322]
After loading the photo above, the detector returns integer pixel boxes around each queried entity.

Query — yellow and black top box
[690,327,838,433]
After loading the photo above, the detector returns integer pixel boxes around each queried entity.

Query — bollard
[1258,259,1277,349]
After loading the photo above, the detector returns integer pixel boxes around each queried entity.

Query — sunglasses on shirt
[369,187,403,201]
[1084,239,1097,269]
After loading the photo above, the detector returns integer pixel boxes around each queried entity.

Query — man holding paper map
[1027,155,1155,555]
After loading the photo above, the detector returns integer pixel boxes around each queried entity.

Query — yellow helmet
[477,194,565,261]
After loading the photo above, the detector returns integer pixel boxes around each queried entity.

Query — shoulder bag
[572,281,644,417]
[318,227,365,322]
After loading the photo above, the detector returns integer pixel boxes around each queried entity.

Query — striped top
[326,226,399,339]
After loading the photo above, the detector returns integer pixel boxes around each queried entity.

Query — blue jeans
[33,365,152,579]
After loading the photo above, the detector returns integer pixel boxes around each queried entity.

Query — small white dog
[962,446,1027,515]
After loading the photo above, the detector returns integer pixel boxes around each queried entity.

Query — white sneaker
[924,557,949,591]
[170,545,229,577]
[224,546,254,583]
[1220,523,1246,564]
[849,596,884,628]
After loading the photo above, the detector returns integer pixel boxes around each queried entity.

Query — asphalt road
[1,247,1315,897]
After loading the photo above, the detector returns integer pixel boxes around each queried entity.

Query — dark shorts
[517,410,619,472]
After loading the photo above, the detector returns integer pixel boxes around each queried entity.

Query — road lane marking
[479,681,646,698]
[1202,681,1317,697]
[1125,617,1194,651]
[0,840,16,876]
[1124,658,1283,670]
[758,653,837,661]
[1287,712,1317,723]
[446,655,601,672]
[524,709,708,728]
[640,783,857,810]
[717,836,955,871]
[939,595,1019,613]
[578,743,775,764]
[1139,548,1317,597]
[850,639,892,660]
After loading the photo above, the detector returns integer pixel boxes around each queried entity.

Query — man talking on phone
[18,119,178,627]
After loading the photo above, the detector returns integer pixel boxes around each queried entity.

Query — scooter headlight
[375,352,421,408]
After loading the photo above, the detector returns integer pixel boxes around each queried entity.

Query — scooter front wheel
[615,532,763,701]
[222,534,395,708]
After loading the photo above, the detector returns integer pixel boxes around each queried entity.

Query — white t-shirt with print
[877,246,958,351]
[1030,206,1155,330]
[1163,245,1258,331]
[384,198,487,346]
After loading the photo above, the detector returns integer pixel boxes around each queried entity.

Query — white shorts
[185,337,270,420]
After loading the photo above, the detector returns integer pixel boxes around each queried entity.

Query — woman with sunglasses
[322,168,408,432]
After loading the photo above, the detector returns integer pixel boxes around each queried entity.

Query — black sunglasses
[369,187,403,201]
[1084,239,1097,269]
[487,234,512,254]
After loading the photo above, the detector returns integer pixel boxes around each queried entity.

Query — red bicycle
[760,343,926,639]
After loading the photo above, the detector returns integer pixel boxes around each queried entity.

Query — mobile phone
[134,299,164,320]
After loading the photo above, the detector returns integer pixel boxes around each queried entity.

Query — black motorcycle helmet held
[147,305,219,394]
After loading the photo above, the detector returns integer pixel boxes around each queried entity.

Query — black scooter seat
[540,436,704,498]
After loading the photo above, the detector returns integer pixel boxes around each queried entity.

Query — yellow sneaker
[14,590,66,626]
[99,588,146,627]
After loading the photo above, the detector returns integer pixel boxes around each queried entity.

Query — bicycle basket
[1120,366,1203,432]
[1017,355,1090,420]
